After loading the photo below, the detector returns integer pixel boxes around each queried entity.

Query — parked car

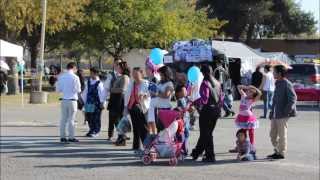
[287,63,320,102]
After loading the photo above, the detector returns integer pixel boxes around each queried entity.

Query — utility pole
[39,0,47,91]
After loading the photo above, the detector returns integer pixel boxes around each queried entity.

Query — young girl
[235,129,256,161]
[147,66,174,135]
[235,85,261,148]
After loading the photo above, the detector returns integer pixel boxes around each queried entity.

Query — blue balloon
[150,48,164,65]
[187,66,201,83]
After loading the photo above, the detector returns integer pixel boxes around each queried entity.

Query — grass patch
[0,92,61,105]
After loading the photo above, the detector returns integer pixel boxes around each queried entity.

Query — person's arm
[111,75,130,93]
[98,82,106,104]
[194,81,210,106]
[139,81,150,99]
[75,76,81,94]
[249,85,262,101]
[55,76,62,93]
[158,84,174,99]
[104,74,112,99]
[81,81,88,104]
[284,82,297,116]
[124,81,133,107]
[237,85,247,97]
[259,75,266,90]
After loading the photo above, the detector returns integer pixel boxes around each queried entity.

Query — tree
[79,0,225,60]
[197,0,317,42]
[0,0,89,90]
[77,0,166,60]
[152,0,226,48]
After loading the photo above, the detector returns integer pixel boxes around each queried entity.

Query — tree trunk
[98,56,102,70]
[6,58,19,95]
[245,23,255,44]
[23,27,41,92]
[89,57,92,68]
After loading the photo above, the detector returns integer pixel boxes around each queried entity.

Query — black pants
[86,110,102,134]
[193,106,220,158]
[129,105,147,150]
[108,111,122,138]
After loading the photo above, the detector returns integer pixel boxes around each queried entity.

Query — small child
[234,85,261,150]
[175,85,192,155]
[236,129,256,161]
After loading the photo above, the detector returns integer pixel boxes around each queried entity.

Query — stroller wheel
[169,157,178,166]
[142,155,152,165]
[150,153,157,161]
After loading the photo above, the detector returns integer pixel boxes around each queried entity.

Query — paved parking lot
[0,101,319,180]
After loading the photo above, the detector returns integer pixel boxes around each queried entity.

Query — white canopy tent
[0,39,25,106]
[212,40,266,74]
[256,51,294,65]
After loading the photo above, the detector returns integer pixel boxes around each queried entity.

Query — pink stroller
[142,109,185,166]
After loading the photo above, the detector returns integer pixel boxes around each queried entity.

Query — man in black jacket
[267,65,297,159]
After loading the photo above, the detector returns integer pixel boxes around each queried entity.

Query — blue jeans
[86,110,102,134]
[223,94,233,113]
[263,91,274,117]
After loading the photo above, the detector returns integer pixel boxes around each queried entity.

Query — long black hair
[158,65,173,84]
[201,64,216,87]
[118,61,130,77]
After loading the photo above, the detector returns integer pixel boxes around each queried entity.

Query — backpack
[207,82,224,109]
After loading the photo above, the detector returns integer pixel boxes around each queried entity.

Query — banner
[173,40,213,62]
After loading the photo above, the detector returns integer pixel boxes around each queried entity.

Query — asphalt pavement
[0,101,319,180]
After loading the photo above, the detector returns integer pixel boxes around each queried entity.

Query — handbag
[117,116,132,135]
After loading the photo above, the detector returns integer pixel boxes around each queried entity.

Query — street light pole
[39,0,47,91]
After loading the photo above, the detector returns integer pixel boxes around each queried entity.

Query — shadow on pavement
[34,157,273,169]
[253,104,319,112]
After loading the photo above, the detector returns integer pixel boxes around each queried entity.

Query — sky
[297,0,320,32]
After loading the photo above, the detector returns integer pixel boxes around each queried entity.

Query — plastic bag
[117,115,132,135]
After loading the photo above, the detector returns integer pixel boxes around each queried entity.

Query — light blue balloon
[187,66,201,83]
[150,48,164,65]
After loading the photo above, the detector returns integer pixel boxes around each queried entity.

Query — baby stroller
[142,109,185,166]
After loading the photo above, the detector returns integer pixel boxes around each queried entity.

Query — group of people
[56,58,297,163]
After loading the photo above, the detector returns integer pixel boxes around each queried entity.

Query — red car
[287,63,320,102]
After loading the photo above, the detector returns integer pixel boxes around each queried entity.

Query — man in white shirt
[56,62,81,143]
[260,65,275,118]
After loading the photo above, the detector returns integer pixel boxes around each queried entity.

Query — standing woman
[123,67,150,151]
[191,65,221,162]
[107,61,130,142]
[147,65,174,135]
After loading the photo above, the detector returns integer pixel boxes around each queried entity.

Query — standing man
[260,65,275,118]
[56,62,81,143]
[267,65,297,159]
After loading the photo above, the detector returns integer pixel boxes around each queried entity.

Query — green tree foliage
[153,0,226,48]
[79,0,166,60]
[79,0,225,59]
[197,0,317,42]
[0,0,89,69]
